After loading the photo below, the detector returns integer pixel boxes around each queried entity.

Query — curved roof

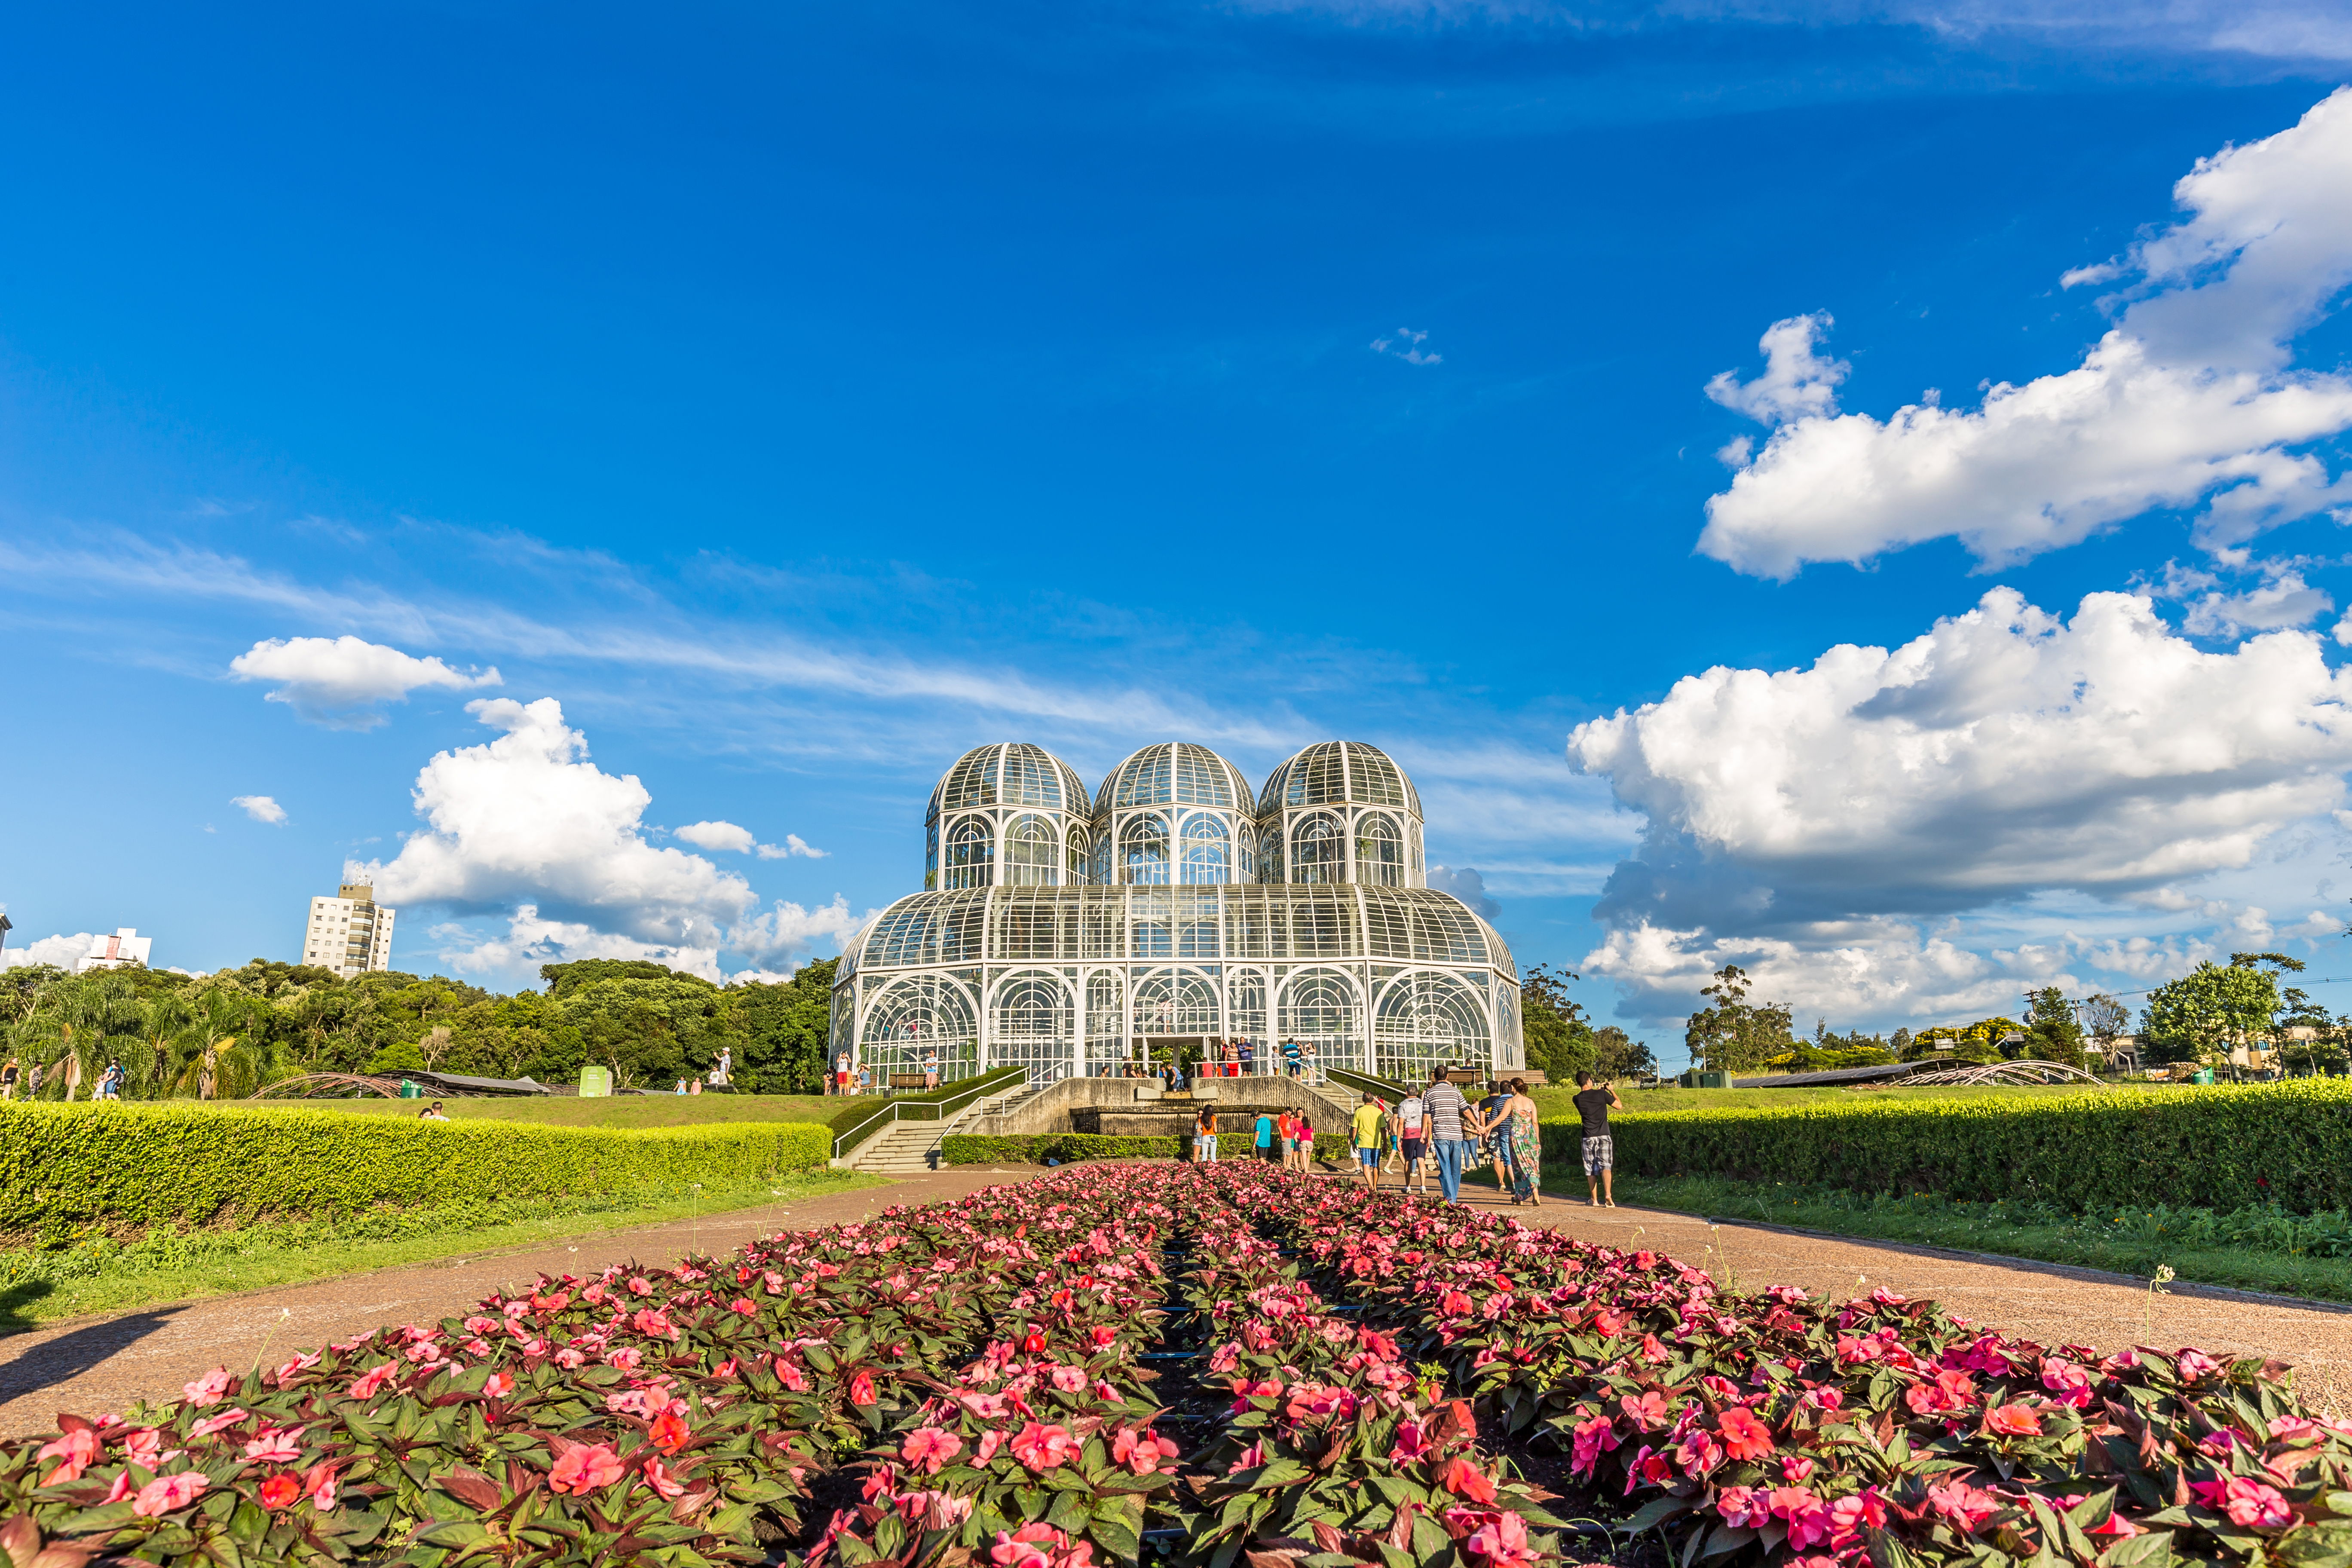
[928,743,1090,821]
[1257,741,1423,818]
[845,885,1514,980]
[1092,743,1255,816]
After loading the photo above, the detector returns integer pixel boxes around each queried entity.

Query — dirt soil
[7,1163,2352,1440]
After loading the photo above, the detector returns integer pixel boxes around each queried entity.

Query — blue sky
[5,2,2352,1065]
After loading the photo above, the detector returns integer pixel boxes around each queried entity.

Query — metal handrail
[1326,1065,1410,1102]
[830,1066,1029,1159]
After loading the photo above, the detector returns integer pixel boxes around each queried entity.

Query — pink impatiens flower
[902,1427,964,1475]
[2193,1476,2293,1529]
[1716,1486,1773,1528]
[35,1428,99,1486]
[243,1427,303,1463]
[1111,1426,1178,1476]
[182,1367,232,1408]
[1010,1422,1078,1471]
[1718,1406,1773,1461]
[548,1443,625,1494]
[131,1473,208,1517]
[1984,1403,2043,1437]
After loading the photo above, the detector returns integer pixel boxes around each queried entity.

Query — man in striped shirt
[1422,1066,1473,1204]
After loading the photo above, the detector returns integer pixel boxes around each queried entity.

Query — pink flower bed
[3,1164,2347,1568]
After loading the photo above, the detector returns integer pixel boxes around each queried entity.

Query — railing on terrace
[829,1064,1030,1161]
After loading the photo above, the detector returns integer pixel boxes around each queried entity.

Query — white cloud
[1703,312,1846,423]
[673,821,829,860]
[230,794,288,824]
[2178,567,2334,637]
[361,699,866,982]
[359,698,756,951]
[432,906,724,983]
[0,932,101,971]
[1426,865,1503,920]
[1699,89,2352,579]
[674,820,756,854]
[1371,328,1443,366]
[1570,586,2352,1022]
[230,635,501,729]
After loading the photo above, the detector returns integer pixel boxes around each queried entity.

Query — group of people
[1345,1067,1623,1209]
[1189,1102,1318,1168]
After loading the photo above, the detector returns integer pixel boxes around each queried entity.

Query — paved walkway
[0,1167,1047,1438]
[9,1164,2352,1438]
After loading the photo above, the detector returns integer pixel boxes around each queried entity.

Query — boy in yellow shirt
[1351,1093,1388,1192]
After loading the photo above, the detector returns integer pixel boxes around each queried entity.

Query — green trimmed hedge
[0,1102,832,1235]
[942,1131,1355,1166]
[1563,1080,2352,1214]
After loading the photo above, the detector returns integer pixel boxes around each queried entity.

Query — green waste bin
[1697,1070,1730,1089]
[2191,1069,2214,1084]
[398,1078,421,1098]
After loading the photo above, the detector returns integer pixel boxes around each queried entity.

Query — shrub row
[939,1131,1355,1165]
[1553,1078,2352,1213]
[0,1103,831,1235]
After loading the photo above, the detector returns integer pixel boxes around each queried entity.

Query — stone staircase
[845,1079,1036,1174]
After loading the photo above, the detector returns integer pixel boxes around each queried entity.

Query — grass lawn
[1525,1081,2145,1118]
[0,1168,885,1333]
[1580,1168,2352,1305]
[245,1093,881,1128]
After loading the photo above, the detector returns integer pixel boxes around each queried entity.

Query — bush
[1558,1078,2352,1213]
[0,1102,830,1236]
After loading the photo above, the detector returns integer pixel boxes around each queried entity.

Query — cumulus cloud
[2178,566,2335,637]
[0,932,101,971]
[674,820,756,853]
[230,635,502,729]
[362,698,866,980]
[1699,89,2352,578]
[674,821,830,859]
[361,697,757,952]
[231,794,288,824]
[1570,587,2352,1022]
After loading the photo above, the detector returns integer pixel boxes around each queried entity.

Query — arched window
[990,970,1075,1084]
[1277,967,1361,1071]
[1066,823,1092,886]
[1228,969,1268,1041]
[1290,812,1345,885]
[1373,971,1490,1085]
[1005,813,1060,886]
[1178,814,1230,885]
[1086,971,1126,1073]
[943,817,994,889]
[1259,824,1284,884]
[860,974,979,1084]
[1121,812,1171,885]
[1355,813,1404,887]
[1133,969,1220,1035]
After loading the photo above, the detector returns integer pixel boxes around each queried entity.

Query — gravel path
[7,1163,2352,1439]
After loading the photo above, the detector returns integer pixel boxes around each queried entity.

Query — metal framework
[838,736,1522,1090]
[1900,1059,2107,1088]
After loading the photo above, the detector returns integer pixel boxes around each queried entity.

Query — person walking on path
[1396,1084,1428,1196]
[1501,1078,1544,1206]
[1350,1093,1387,1191]
[1572,1071,1623,1206]
[1253,1108,1275,1162]
[1194,1103,1219,1164]
[1421,1067,1473,1204]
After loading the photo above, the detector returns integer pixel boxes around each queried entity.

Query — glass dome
[924,743,1094,891]
[1257,741,1423,817]
[1092,743,1254,815]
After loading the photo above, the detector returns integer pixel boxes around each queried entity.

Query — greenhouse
[837,740,1525,1085]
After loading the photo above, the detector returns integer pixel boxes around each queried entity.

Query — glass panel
[945,816,995,890]
[1277,967,1361,1075]
[940,747,1000,811]
[1005,813,1060,886]
[1290,811,1344,885]
[1355,812,1404,887]
[1176,888,1220,958]
[1132,968,1221,1035]
[1001,745,1066,808]
[1130,890,1172,959]
[1114,748,1173,807]
[1178,812,1230,885]
[1343,742,1409,807]
[1066,823,1092,885]
[1229,968,1268,1043]
[1121,811,1170,885]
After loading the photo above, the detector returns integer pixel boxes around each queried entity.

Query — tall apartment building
[303,883,396,977]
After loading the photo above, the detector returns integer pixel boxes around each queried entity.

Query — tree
[1889,1027,1912,1056]
[1683,965,1795,1074]
[1520,964,1597,1084]
[2022,987,2087,1070]
[2142,961,2281,1078]
[1590,1026,1656,1081]
[2079,994,2128,1043]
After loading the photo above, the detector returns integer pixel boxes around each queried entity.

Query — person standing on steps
[1421,1066,1473,1205]
[1350,1092,1387,1191]
[1573,1071,1623,1207]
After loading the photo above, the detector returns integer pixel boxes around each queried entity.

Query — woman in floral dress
[1504,1077,1543,1206]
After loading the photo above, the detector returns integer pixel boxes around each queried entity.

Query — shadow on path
[0,1309,184,1404]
